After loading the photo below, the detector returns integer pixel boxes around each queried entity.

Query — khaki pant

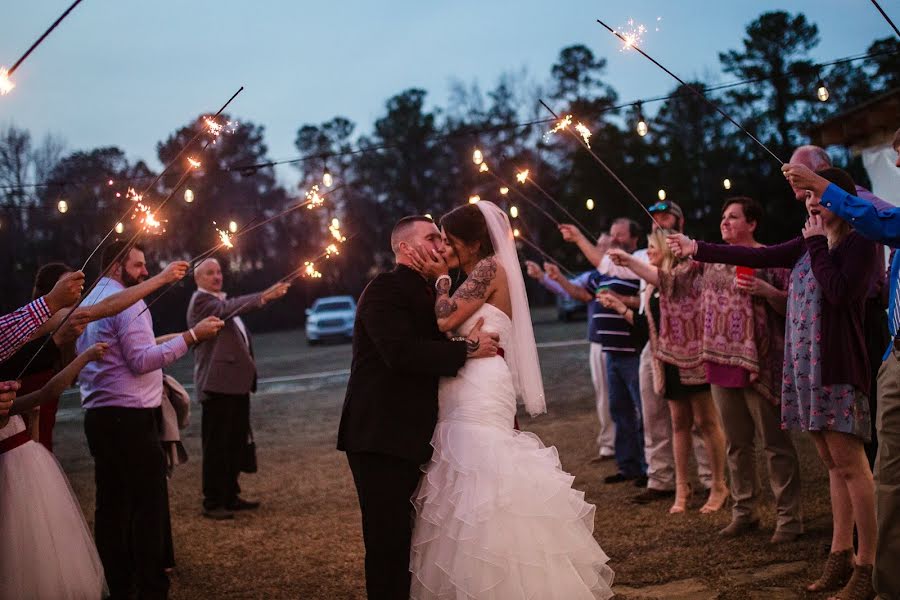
[639,343,713,490]
[711,385,803,533]
[875,351,900,599]
[589,343,615,458]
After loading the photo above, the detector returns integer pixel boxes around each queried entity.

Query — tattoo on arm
[434,276,457,318]
[455,258,497,301]
[465,338,480,356]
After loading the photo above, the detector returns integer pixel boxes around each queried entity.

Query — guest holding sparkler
[669,169,878,599]
[781,132,900,600]
[620,196,799,533]
[78,240,224,600]
[187,257,290,520]
[0,259,190,450]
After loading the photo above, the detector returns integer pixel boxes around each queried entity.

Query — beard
[121,269,146,287]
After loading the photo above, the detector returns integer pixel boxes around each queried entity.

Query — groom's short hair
[390,215,435,253]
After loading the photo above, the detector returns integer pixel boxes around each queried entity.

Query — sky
[1,0,894,186]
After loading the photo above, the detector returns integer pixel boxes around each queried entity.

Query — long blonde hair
[647,228,683,273]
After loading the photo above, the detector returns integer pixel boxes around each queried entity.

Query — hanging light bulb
[513,228,520,237]
[115,222,124,234]
[228,220,238,233]
[184,188,194,203]
[657,189,666,201]
[509,206,519,219]
[499,186,509,195]
[586,198,595,210]
[816,77,830,102]
[322,163,334,187]
[635,101,648,137]
[472,148,484,165]
[57,200,69,213]
[468,195,480,204]
[723,178,732,190]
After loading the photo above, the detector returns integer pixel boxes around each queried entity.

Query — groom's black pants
[347,451,421,600]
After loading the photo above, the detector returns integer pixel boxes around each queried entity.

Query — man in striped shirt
[548,218,647,484]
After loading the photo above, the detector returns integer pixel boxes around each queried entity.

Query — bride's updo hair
[440,204,495,260]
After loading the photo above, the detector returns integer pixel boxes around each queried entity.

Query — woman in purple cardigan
[669,167,877,600]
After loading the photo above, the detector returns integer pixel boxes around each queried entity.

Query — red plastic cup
[735,266,755,282]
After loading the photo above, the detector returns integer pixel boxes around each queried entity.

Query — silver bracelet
[188,328,198,344]
[435,274,452,291]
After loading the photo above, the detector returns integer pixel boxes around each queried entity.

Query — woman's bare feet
[700,484,729,514]
[669,482,692,514]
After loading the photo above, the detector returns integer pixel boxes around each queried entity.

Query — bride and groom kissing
[338,201,615,599]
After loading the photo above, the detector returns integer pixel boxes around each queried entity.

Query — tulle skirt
[0,417,107,599]
[410,419,614,599]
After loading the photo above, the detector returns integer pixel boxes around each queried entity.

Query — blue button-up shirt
[77,277,188,409]
[821,183,899,360]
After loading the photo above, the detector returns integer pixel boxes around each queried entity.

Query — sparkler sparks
[515,170,529,185]
[618,18,647,51]
[543,114,592,147]
[479,162,489,173]
[574,122,593,148]
[187,157,202,170]
[217,228,234,249]
[0,68,15,95]
[304,262,322,278]
[328,221,346,243]
[325,243,340,257]
[306,185,324,210]
[132,202,163,234]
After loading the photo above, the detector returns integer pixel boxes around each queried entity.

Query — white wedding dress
[0,415,107,599]
[410,303,615,599]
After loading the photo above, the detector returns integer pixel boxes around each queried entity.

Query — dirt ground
[54,308,837,599]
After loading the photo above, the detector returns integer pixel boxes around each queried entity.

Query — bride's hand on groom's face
[406,244,448,279]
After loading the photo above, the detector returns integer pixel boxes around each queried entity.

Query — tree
[719,11,820,158]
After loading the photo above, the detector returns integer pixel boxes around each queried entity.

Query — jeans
[605,352,647,478]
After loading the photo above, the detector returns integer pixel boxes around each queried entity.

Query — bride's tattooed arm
[435,257,498,332]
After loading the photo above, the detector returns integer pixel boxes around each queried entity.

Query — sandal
[807,548,854,593]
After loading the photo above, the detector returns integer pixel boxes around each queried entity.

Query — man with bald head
[187,257,290,520]
[338,215,499,598]
[790,145,891,467]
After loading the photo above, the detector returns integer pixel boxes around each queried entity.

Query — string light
[114,222,124,234]
[657,189,666,201]
[322,161,334,187]
[228,220,238,233]
[479,162,489,173]
[723,178,732,190]
[635,101,648,137]
[184,188,194,203]
[472,149,484,165]
[499,187,509,195]
[815,72,830,102]
[509,206,519,219]
[513,228,520,237]
[57,200,68,213]
[586,198,595,210]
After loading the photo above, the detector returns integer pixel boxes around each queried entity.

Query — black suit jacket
[337,265,468,465]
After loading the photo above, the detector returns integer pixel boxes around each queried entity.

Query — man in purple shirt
[790,145,890,467]
[77,240,223,600]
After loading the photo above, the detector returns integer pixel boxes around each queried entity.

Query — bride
[407,201,614,599]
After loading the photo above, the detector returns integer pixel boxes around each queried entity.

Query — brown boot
[807,548,854,592]
[827,564,875,600]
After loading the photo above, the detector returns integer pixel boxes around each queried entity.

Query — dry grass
[53,312,837,599]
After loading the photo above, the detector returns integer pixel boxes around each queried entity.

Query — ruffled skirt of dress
[410,419,614,599]
[0,417,107,599]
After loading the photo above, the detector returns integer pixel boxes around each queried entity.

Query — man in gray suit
[187,258,290,520]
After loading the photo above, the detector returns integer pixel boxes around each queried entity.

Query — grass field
[53,307,836,599]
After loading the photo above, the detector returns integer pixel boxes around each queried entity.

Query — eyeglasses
[648,202,670,213]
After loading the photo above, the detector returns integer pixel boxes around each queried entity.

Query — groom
[338,215,500,599]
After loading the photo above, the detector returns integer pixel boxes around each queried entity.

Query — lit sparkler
[304,262,322,278]
[132,202,164,234]
[0,68,14,95]
[479,162,489,173]
[187,157,202,170]
[329,220,346,243]
[325,243,340,257]
[516,170,529,184]
[544,114,592,147]
[618,18,647,51]
[217,228,234,249]
[574,122,592,147]
[306,185,324,210]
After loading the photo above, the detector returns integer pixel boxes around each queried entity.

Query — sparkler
[514,231,575,278]
[596,19,784,165]
[870,0,900,37]
[1,0,85,96]
[543,113,592,148]
[187,157,202,170]
[539,100,656,224]
[476,162,560,227]
[514,165,596,243]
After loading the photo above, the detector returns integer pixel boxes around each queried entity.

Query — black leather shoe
[631,488,676,504]
[202,507,235,520]
[226,497,261,511]
[604,473,634,484]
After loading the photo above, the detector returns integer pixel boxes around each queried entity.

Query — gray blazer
[187,290,263,397]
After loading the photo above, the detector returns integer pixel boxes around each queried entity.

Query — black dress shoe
[633,475,649,488]
[631,488,676,504]
[226,497,261,511]
[604,473,634,484]
[202,507,235,520]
